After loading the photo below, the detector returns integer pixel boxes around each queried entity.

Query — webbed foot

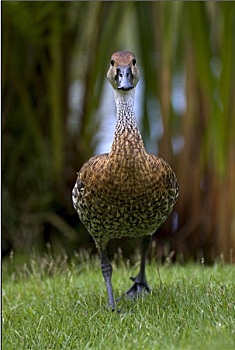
[117,276,151,302]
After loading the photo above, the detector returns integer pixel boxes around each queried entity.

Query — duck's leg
[100,249,116,311]
[118,235,152,300]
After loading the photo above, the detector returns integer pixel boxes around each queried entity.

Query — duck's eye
[132,58,136,66]
[110,59,115,66]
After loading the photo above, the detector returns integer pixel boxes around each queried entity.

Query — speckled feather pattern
[72,123,178,250]
[72,51,179,251]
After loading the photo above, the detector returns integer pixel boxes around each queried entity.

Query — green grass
[2,252,235,350]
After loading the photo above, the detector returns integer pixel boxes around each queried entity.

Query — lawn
[2,252,235,350]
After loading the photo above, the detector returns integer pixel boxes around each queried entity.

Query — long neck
[110,89,146,154]
[115,89,137,132]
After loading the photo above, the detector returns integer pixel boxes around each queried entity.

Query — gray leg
[100,250,115,311]
[117,235,152,300]
[133,235,152,284]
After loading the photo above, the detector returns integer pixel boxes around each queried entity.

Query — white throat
[114,89,135,113]
[114,89,138,133]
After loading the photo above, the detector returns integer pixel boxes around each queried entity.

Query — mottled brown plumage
[72,51,179,310]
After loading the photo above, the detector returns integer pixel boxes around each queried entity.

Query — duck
[72,50,179,311]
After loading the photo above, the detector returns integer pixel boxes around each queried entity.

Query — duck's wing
[72,153,109,210]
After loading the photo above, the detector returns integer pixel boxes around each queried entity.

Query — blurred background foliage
[2,2,235,263]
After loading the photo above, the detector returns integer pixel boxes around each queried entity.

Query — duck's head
[107,51,140,91]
